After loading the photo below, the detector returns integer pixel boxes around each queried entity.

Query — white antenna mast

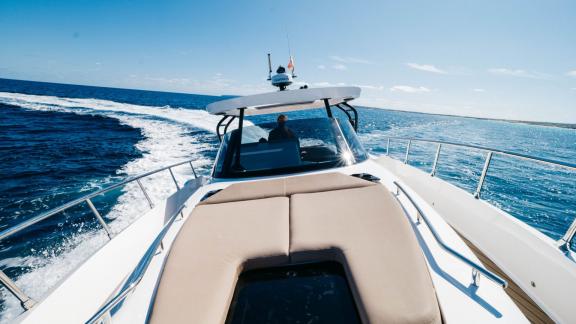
[285,27,296,78]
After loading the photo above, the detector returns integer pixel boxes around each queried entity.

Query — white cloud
[406,63,447,74]
[317,65,326,70]
[488,68,548,79]
[125,73,270,96]
[330,56,373,64]
[567,70,576,77]
[331,64,347,71]
[312,81,348,87]
[312,81,333,87]
[358,84,385,91]
[390,85,431,93]
[473,88,485,92]
[310,82,384,91]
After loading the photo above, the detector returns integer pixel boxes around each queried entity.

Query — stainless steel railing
[85,201,186,324]
[0,159,198,311]
[385,137,576,253]
[394,181,508,288]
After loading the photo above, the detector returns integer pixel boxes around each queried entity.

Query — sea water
[0,78,574,321]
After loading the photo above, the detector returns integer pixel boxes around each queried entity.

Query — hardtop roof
[206,86,361,116]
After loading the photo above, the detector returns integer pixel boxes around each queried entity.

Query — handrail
[385,136,576,252]
[0,159,197,242]
[386,137,576,171]
[394,181,508,289]
[0,158,198,312]
[85,203,184,324]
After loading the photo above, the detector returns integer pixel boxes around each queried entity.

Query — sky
[0,0,575,123]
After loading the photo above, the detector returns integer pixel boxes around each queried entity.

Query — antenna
[267,53,272,81]
[286,28,296,78]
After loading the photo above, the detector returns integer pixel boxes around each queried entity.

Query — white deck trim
[375,156,576,323]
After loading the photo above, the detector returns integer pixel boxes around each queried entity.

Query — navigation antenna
[286,30,296,78]
[267,53,272,81]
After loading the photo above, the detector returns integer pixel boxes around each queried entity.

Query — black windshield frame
[212,117,368,179]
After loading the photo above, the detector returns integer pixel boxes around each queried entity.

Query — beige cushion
[149,197,290,324]
[151,173,441,323]
[201,172,374,205]
[290,185,442,324]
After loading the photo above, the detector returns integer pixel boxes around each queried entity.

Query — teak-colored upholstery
[150,173,441,324]
[290,185,442,324]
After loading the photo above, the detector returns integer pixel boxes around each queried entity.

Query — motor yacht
[1,67,575,324]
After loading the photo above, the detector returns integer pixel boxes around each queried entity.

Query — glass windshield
[213,117,367,178]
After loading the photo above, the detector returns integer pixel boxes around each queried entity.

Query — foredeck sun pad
[149,197,290,324]
[290,185,442,323]
[150,173,441,324]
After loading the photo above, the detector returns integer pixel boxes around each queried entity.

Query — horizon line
[1,76,574,129]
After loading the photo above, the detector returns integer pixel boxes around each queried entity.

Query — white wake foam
[0,92,227,321]
[0,91,225,131]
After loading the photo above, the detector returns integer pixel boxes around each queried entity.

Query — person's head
[277,114,288,125]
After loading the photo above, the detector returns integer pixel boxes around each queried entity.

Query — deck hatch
[226,262,361,324]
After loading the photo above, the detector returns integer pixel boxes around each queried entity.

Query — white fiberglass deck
[16,160,532,323]
[375,156,573,323]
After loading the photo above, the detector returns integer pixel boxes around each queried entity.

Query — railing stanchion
[0,270,36,310]
[86,198,113,239]
[472,269,481,287]
[394,181,507,288]
[0,157,200,314]
[189,161,197,178]
[384,136,576,254]
[137,179,154,209]
[560,217,576,252]
[474,151,493,199]
[431,144,442,176]
[168,167,180,190]
[404,140,412,164]
[85,203,190,324]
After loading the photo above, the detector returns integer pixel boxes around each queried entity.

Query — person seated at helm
[268,114,297,142]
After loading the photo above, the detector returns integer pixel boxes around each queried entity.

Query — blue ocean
[0,78,575,321]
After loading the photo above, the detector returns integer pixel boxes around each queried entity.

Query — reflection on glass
[213,118,367,178]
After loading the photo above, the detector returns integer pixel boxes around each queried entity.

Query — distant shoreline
[1,77,575,130]
[358,106,576,130]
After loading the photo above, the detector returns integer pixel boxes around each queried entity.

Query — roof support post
[233,108,246,170]
[323,99,333,118]
[341,102,359,131]
[335,104,354,127]
[216,115,229,142]
[223,116,236,136]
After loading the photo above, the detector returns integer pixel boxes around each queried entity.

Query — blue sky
[1,0,575,123]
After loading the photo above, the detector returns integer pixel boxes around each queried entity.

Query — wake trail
[0,92,226,321]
